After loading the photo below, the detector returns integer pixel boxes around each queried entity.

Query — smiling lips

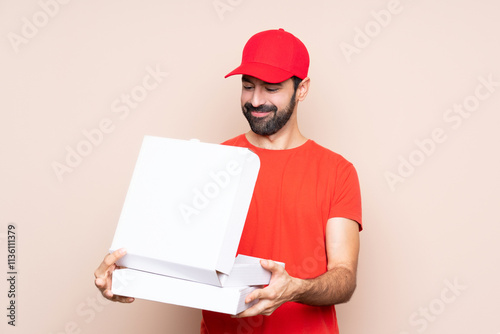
[251,111,271,118]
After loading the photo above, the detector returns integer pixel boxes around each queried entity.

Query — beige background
[1,0,499,333]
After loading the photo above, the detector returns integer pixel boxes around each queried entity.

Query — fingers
[236,261,296,317]
[235,302,259,318]
[95,277,134,303]
[94,277,106,289]
[94,248,127,279]
[118,297,135,303]
[245,288,262,304]
[235,298,274,318]
[260,259,284,275]
[100,286,135,303]
[235,307,253,318]
[259,259,272,270]
[110,294,135,303]
[245,285,279,304]
[94,248,133,303]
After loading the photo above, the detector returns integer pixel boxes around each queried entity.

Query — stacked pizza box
[110,136,281,315]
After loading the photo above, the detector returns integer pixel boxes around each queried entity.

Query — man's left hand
[235,259,301,317]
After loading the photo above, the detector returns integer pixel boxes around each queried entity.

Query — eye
[243,85,254,90]
[265,87,279,92]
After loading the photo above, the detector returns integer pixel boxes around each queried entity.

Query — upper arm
[325,217,360,273]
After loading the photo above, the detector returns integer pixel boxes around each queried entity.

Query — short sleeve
[329,161,363,231]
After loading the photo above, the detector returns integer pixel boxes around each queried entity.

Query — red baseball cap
[225,28,309,84]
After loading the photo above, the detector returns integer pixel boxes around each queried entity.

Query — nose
[250,87,266,107]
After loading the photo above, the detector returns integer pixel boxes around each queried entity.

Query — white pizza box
[109,135,263,287]
[210,254,284,287]
[112,268,258,315]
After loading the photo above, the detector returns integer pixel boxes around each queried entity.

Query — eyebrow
[242,76,282,86]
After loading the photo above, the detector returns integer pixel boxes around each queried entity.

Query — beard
[242,91,297,136]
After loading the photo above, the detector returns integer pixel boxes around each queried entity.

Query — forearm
[292,265,357,306]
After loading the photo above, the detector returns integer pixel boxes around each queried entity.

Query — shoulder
[307,141,354,168]
[221,134,248,147]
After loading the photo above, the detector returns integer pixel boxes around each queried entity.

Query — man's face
[241,75,297,136]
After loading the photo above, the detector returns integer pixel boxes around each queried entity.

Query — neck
[245,115,307,150]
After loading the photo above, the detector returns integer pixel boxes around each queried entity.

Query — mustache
[243,103,277,113]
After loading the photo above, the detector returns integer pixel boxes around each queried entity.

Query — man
[95,28,362,333]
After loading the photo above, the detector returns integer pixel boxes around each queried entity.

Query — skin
[94,75,361,317]
[240,75,308,150]
[94,248,134,303]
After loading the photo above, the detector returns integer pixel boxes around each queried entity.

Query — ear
[296,77,310,102]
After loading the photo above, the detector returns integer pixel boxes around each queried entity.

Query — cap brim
[225,62,295,84]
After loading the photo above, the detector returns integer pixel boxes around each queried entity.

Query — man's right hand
[94,248,135,303]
